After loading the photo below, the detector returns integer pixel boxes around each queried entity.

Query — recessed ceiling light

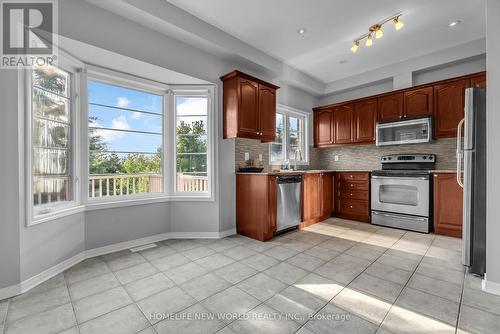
[297,28,307,35]
[448,20,461,27]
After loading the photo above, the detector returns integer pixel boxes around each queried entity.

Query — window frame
[269,104,310,165]
[25,55,84,226]
[169,86,215,200]
[84,67,169,205]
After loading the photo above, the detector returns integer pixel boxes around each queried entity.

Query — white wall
[485,0,500,292]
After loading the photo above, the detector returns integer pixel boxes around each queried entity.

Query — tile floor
[1,218,499,334]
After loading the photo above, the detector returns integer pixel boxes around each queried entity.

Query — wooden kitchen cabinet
[404,86,434,118]
[470,73,486,88]
[314,109,334,146]
[335,172,370,223]
[354,99,377,143]
[433,173,463,238]
[302,172,334,227]
[221,70,279,142]
[378,93,404,122]
[334,105,354,144]
[236,174,277,241]
[433,78,469,138]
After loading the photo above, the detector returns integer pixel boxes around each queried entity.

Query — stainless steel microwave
[376,117,433,146]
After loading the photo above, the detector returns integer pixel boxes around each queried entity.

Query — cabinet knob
[399,115,403,119]
[350,175,353,178]
[350,184,354,187]
[350,193,353,196]
[350,206,353,209]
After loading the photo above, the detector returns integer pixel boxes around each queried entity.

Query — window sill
[30,205,86,226]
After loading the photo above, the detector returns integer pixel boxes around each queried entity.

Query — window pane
[88,80,163,114]
[175,96,209,193]
[88,79,164,199]
[32,65,73,209]
[33,87,70,122]
[270,143,284,162]
[32,65,69,97]
[88,105,162,134]
[288,116,305,161]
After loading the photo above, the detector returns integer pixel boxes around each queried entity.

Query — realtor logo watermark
[1,0,58,68]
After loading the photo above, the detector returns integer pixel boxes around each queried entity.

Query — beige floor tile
[124,273,175,302]
[150,253,191,272]
[229,304,301,334]
[214,262,258,284]
[264,262,309,285]
[194,253,235,271]
[380,305,455,334]
[303,245,341,262]
[345,244,386,262]
[332,288,392,325]
[239,253,279,272]
[164,262,207,284]
[202,287,260,323]
[415,262,464,285]
[114,262,158,285]
[314,254,370,284]
[154,303,224,334]
[106,253,147,272]
[376,254,419,272]
[294,273,344,301]
[4,303,76,334]
[137,287,196,325]
[64,260,110,284]
[68,272,119,301]
[396,287,459,326]
[458,305,500,334]
[349,273,403,303]
[364,262,412,285]
[462,284,500,315]
[407,273,462,303]
[223,246,258,261]
[285,253,326,272]
[182,246,216,261]
[305,303,378,334]
[73,287,132,323]
[79,304,149,334]
[236,273,287,302]
[139,246,176,261]
[265,246,299,261]
[181,273,232,301]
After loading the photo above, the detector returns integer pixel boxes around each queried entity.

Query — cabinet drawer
[338,173,369,181]
[338,190,369,201]
[339,180,369,191]
[338,199,369,216]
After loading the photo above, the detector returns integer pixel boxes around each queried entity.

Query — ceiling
[165,0,486,84]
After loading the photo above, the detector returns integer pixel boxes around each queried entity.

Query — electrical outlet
[244,152,250,161]
[334,155,340,161]
[259,154,262,161]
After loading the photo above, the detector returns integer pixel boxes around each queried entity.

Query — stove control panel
[381,154,436,164]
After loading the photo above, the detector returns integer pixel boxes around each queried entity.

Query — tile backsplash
[235,137,457,172]
[309,137,457,171]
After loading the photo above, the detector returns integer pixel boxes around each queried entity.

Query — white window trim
[23,52,85,226]
[270,104,310,165]
[169,86,215,200]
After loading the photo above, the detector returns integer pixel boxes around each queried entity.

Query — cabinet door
[238,78,260,138]
[303,173,322,221]
[470,73,486,88]
[434,79,469,138]
[378,93,403,122]
[321,173,334,216]
[433,173,463,238]
[333,104,354,144]
[315,110,333,146]
[404,86,433,118]
[258,85,276,142]
[354,99,377,143]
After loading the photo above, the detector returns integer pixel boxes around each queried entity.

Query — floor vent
[130,243,158,253]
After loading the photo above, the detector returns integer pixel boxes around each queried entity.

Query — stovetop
[377,153,436,174]
[372,169,432,177]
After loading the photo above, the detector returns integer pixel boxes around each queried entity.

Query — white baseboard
[482,274,500,296]
[85,233,171,258]
[0,230,236,300]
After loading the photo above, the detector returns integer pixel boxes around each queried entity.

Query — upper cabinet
[354,99,377,143]
[434,78,469,138]
[333,104,354,144]
[404,86,434,119]
[378,93,403,122]
[470,73,486,88]
[313,71,486,146]
[221,70,279,142]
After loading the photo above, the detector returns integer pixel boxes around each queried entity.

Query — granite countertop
[431,170,457,173]
[236,169,372,175]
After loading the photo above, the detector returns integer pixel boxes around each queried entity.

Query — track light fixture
[351,13,404,53]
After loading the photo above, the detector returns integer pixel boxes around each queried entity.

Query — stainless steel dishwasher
[276,175,302,233]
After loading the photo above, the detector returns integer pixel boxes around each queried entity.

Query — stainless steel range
[371,154,436,233]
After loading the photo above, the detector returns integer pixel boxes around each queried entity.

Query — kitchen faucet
[293,149,302,171]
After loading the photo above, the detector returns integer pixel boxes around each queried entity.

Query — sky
[88,80,207,154]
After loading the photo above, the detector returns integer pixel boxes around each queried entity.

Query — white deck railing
[88,173,208,197]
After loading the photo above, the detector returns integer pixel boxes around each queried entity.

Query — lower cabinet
[334,172,370,223]
[433,173,463,238]
[236,174,277,241]
[302,172,334,227]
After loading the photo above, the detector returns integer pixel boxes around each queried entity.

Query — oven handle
[372,211,428,222]
[371,176,429,181]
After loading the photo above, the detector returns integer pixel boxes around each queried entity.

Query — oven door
[371,175,430,216]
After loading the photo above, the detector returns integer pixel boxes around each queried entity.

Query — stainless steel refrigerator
[456,87,486,276]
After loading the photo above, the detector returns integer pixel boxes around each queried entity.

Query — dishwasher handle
[277,175,302,184]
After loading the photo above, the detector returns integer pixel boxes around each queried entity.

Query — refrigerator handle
[456,118,464,188]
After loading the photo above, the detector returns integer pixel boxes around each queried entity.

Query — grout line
[63,273,83,334]
[1,299,10,334]
[454,270,467,334]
